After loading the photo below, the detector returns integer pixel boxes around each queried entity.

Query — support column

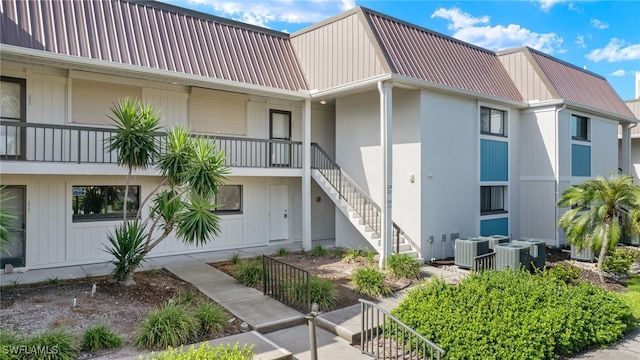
[378,81,393,268]
[620,123,631,175]
[302,99,312,251]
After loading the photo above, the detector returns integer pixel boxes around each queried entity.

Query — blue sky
[162,0,639,100]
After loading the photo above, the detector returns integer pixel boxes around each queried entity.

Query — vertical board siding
[290,13,386,91]
[497,52,554,102]
[571,144,591,177]
[480,218,508,236]
[481,139,508,181]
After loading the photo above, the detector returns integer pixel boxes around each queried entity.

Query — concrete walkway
[1,245,638,359]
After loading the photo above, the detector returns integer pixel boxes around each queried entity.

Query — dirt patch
[210,251,417,311]
[0,269,244,359]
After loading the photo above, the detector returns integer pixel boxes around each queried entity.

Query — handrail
[474,251,496,272]
[0,120,302,168]
[311,143,420,255]
[360,299,445,360]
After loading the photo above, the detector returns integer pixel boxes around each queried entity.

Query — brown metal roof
[0,0,308,91]
[528,48,634,119]
[362,9,523,102]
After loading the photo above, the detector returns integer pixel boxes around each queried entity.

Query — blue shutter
[480,218,509,236]
[571,144,591,177]
[481,139,508,181]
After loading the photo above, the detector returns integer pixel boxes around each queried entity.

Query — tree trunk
[596,223,610,284]
[120,265,137,286]
[123,166,132,224]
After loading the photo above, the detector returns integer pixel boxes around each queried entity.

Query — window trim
[480,185,508,215]
[213,185,243,214]
[1,76,27,159]
[72,185,141,222]
[480,107,506,137]
[571,114,589,142]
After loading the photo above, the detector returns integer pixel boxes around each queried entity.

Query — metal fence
[262,255,310,313]
[360,299,445,360]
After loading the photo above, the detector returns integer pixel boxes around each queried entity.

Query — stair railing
[311,144,419,255]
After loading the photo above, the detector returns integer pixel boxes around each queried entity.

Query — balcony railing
[0,121,302,168]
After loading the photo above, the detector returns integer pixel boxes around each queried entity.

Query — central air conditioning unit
[454,237,490,269]
[479,235,510,250]
[620,231,640,246]
[570,245,595,262]
[495,243,530,271]
[513,239,547,270]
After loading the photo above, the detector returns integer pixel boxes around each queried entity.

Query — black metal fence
[360,299,445,360]
[262,255,310,313]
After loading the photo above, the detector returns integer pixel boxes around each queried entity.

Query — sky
[161,0,640,100]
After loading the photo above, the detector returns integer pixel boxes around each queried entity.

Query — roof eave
[0,44,310,100]
[527,99,638,123]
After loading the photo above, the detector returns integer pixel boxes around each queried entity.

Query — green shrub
[342,248,361,263]
[603,247,639,274]
[542,262,582,284]
[236,259,263,287]
[352,267,392,298]
[308,244,328,257]
[274,246,289,256]
[0,330,23,360]
[135,302,200,350]
[292,277,339,311]
[83,324,122,351]
[195,301,226,334]
[104,220,147,282]
[229,252,241,265]
[144,342,254,360]
[386,253,421,279]
[361,249,376,265]
[392,269,634,359]
[173,290,198,305]
[21,328,79,360]
[330,246,343,258]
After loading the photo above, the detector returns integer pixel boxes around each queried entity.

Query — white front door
[268,184,289,241]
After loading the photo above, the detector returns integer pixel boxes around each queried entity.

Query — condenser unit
[570,245,595,262]
[479,235,510,250]
[513,239,546,270]
[620,232,640,246]
[454,237,490,269]
[495,243,530,271]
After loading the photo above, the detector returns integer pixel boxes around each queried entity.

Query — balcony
[0,121,303,172]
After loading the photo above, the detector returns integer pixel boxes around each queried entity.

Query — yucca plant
[0,188,16,256]
[104,220,147,283]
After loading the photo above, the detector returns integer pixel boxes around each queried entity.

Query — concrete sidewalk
[1,246,638,359]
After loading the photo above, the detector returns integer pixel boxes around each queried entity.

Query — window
[72,186,140,222]
[480,107,505,136]
[481,186,506,214]
[571,115,589,141]
[214,185,242,213]
[1,76,26,157]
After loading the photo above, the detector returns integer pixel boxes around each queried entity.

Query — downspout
[378,81,393,268]
[555,104,566,247]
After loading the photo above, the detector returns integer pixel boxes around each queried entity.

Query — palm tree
[557,175,640,283]
[106,98,229,285]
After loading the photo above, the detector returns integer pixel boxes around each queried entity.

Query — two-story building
[1,0,636,270]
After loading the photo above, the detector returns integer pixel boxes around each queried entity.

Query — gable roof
[625,99,640,137]
[0,0,308,92]
[499,47,634,119]
[362,8,523,102]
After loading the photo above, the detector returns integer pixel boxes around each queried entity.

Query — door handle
[284,213,287,219]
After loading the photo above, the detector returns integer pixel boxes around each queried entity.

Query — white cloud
[575,35,586,48]
[538,0,566,12]
[590,19,609,29]
[431,7,563,54]
[185,0,356,27]
[587,39,640,62]
[610,70,626,76]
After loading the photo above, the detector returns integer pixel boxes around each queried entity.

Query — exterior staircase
[311,144,420,260]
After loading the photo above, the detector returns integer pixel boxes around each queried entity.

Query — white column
[378,81,393,268]
[302,99,312,251]
[620,123,631,175]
